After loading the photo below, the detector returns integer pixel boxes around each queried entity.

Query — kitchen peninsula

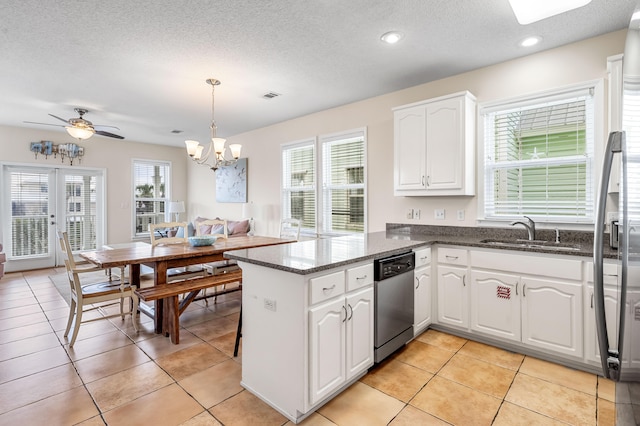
[224,227,620,423]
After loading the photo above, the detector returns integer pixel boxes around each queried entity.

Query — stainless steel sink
[479,239,581,251]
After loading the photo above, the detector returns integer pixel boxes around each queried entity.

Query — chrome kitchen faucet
[510,216,536,241]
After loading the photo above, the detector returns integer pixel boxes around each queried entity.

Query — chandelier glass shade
[185,78,241,171]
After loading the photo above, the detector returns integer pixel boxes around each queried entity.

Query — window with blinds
[281,129,367,236]
[282,140,316,234]
[320,132,365,234]
[9,171,50,257]
[482,87,595,222]
[133,160,170,236]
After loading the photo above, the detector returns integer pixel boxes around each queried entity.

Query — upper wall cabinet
[393,91,476,196]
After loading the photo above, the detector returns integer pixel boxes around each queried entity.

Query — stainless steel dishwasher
[374,251,415,363]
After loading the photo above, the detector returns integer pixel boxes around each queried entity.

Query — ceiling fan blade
[95,130,124,139]
[48,113,71,124]
[94,124,121,131]
[23,121,66,128]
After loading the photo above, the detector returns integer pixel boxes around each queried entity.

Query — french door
[2,165,105,272]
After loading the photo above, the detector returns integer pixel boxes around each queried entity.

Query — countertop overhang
[224,227,617,275]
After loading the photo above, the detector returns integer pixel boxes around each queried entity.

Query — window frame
[477,80,604,228]
[281,128,367,237]
[131,159,171,238]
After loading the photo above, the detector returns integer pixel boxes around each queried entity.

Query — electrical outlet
[434,209,445,220]
[264,298,277,312]
[414,209,421,219]
[457,209,465,221]
[406,209,414,219]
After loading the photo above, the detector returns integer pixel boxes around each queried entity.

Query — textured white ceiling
[0,0,635,146]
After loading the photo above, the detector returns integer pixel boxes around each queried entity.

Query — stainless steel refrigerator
[594,3,640,422]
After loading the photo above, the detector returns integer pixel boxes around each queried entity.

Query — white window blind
[64,173,98,251]
[133,160,170,236]
[9,170,50,257]
[281,140,316,234]
[483,87,595,222]
[320,131,365,235]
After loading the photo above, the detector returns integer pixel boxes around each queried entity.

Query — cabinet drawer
[346,263,373,292]
[414,247,431,267]
[310,271,345,305]
[437,247,467,265]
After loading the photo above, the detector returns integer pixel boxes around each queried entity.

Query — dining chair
[149,222,207,281]
[195,219,238,304]
[57,230,138,347]
[280,218,301,240]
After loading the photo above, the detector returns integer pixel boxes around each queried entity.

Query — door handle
[347,304,353,321]
[342,305,347,322]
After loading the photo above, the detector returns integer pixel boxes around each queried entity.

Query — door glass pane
[64,174,97,251]
[9,171,50,257]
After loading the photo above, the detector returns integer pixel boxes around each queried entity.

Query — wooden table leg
[167,296,180,344]
[153,261,168,334]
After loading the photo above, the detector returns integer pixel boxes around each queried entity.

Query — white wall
[0,126,188,244]
[189,30,626,235]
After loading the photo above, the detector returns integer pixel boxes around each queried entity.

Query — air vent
[171,129,183,134]
[262,92,281,100]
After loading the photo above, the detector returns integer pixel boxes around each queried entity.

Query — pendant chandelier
[185,78,241,171]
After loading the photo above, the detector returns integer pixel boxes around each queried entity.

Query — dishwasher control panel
[374,252,415,280]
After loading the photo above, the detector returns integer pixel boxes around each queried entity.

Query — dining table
[80,235,293,335]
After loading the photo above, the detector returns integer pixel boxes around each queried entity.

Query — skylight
[508,0,592,25]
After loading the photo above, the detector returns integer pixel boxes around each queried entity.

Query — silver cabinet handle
[322,285,336,293]
[420,256,428,262]
[422,176,425,186]
[516,283,519,296]
[426,175,431,186]
[463,275,466,287]
[591,292,594,309]
[342,305,347,322]
[446,255,458,261]
[347,304,353,321]
[523,284,526,297]
[356,275,367,281]
[415,276,420,289]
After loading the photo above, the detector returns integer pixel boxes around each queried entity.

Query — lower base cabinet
[437,265,468,329]
[309,286,374,405]
[239,261,374,424]
[470,270,520,341]
[520,277,583,358]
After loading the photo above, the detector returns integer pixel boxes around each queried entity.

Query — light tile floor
[0,268,628,425]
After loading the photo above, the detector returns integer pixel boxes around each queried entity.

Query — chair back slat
[149,222,188,246]
[280,218,301,240]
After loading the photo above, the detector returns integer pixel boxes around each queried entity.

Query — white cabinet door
[425,97,464,191]
[470,270,521,342]
[437,265,468,329]
[584,285,623,364]
[345,287,374,380]
[309,297,346,405]
[393,92,475,196]
[521,277,583,358]
[414,265,432,334]
[394,105,426,191]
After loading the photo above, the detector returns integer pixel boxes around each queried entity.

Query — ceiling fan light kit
[185,78,242,172]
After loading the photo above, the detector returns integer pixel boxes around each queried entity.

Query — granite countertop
[224,225,618,275]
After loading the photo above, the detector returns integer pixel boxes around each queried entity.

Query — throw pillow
[228,219,250,235]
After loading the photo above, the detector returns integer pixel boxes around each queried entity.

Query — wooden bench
[135,269,242,344]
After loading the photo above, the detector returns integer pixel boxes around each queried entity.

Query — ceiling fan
[25,108,124,140]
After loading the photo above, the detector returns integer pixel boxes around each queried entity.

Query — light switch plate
[457,209,465,221]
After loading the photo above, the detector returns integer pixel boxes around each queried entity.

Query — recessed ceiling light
[508,0,592,25]
[380,31,404,44]
[520,36,542,47]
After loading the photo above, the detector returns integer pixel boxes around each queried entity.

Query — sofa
[188,217,251,238]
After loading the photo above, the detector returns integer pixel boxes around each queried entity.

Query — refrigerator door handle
[594,131,624,381]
